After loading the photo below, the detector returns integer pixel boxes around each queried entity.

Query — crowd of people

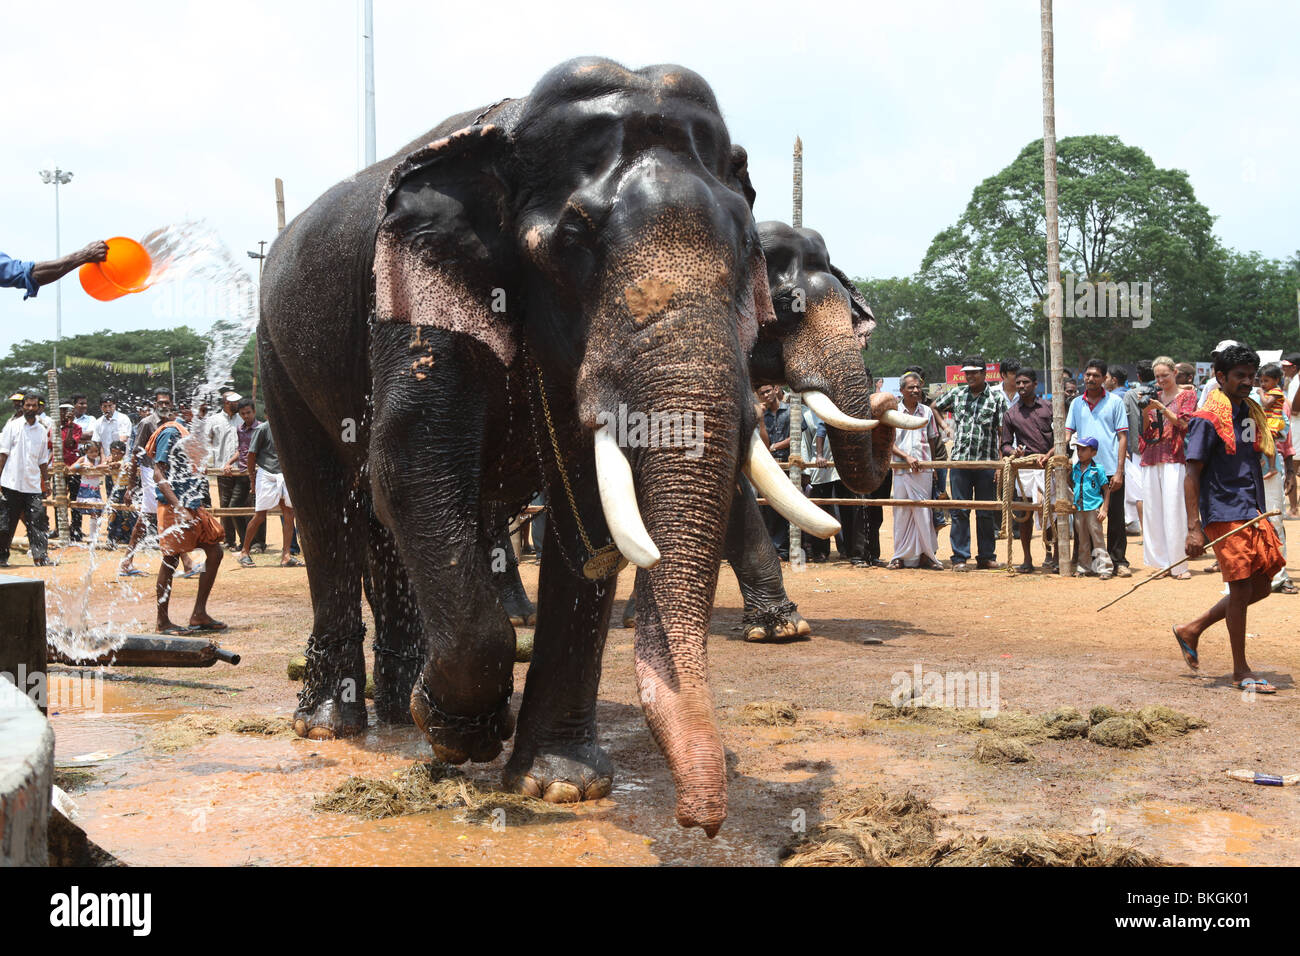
[0,383,298,631]
[758,344,1299,594]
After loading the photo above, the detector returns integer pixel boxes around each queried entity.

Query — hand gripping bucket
[79,237,153,301]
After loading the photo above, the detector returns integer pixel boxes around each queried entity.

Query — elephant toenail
[293,718,308,738]
[543,781,583,803]
[518,775,543,799]
[306,726,335,740]
[584,778,612,800]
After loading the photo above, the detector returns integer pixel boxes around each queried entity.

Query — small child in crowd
[1072,436,1113,579]
[70,441,109,546]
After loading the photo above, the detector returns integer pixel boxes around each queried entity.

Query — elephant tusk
[802,390,879,431]
[879,408,928,430]
[742,429,841,539]
[594,425,661,570]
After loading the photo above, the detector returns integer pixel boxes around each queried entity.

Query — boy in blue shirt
[1072,437,1113,579]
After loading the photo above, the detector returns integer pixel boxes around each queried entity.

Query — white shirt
[0,417,52,493]
[208,411,238,468]
[73,413,97,449]
[92,412,132,457]
[1287,373,1299,431]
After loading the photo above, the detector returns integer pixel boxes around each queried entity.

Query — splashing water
[141,220,258,400]
[44,222,250,657]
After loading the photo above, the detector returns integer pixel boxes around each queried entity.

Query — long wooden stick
[1096,510,1280,611]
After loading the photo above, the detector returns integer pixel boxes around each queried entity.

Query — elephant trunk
[631,414,736,835]
[582,320,743,836]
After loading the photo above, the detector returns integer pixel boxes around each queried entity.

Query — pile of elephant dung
[1088,705,1207,749]
[868,701,1201,753]
[974,737,1034,764]
[313,762,575,826]
[737,700,801,726]
[780,787,1166,867]
[869,700,984,731]
[53,767,97,791]
[148,713,296,753]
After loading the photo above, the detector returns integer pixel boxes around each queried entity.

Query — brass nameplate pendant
[583,546,628,581]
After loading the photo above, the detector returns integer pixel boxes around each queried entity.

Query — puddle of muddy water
[60,697,777,867]
[1121,800,1270,866]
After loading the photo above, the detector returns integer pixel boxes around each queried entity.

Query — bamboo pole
[46,368,69,540]
[1041,0,1073,575]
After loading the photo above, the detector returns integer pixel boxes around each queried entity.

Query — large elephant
[618,221,923,639]
[258,58,836,835]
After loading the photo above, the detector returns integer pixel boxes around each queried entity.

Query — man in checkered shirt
[933,355,1008,570]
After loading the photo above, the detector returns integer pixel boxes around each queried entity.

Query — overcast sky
[3,0,1296,360]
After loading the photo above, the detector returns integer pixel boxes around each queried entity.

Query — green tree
[920,135,1221,369]
[0,328,208,412]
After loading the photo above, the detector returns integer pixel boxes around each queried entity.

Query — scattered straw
[739,700,800,726]
[782,786,1167,867]
[312,762,576,825]
[149,713,295,753]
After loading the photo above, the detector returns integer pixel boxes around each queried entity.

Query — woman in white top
[888,373,943,569]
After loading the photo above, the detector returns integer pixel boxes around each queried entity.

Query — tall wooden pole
[46,368,68,542]
[791,136,803,229]
[788,136,805,562]
[1041,0,1073,574]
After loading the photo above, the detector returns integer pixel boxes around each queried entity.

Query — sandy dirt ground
[12,505,1300,866]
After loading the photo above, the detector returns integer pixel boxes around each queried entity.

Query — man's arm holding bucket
[29,241,109,288]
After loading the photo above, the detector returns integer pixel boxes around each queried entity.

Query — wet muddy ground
[12,512,1300,866]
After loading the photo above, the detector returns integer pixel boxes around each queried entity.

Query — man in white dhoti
[888,373,943,569]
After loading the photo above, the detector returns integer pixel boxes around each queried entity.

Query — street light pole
[38,167,74,371]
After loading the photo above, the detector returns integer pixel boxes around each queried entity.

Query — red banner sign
[944,363,1003,385]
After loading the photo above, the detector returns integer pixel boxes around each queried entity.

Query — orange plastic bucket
[79,236,153,301]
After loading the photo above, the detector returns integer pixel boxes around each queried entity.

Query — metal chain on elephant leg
[298,625,368,713]
[741,599,799,633]
[411,675,513,738]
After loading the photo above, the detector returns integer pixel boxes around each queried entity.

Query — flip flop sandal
[237,555,255,568]
[180,565,206,579]
[1172,626,1199,669]
[190,620,227,632]
[281,558,303,568]
[158,625,196,636]
[1234,678,1277,694]
[118,568,146,577]
[886,559,904,570]
[1015,562,1035,574]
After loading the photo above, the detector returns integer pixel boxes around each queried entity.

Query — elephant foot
[372,646,422,725]
[294,629,368,739]
[293,696,368,740]
[503,592,537,627]
[410,680,515,765]
[503,742,613,803]
[741,601,811,643]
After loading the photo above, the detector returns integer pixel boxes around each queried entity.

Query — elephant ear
[827,262,877,348]
[728,144,772,353]
[729,144,758,209]
[373,124,520,366]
